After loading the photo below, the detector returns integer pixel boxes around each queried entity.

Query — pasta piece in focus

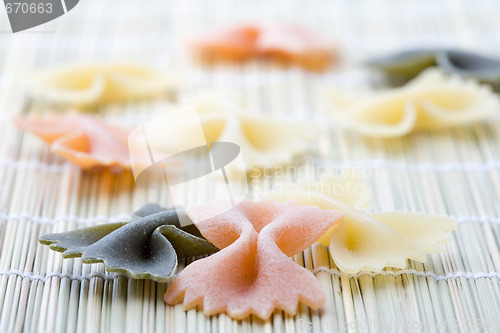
[164,199,343,319]
[30,62,178,106]
[326,69,500,137]
[39,203,218,282]
[267,174,457,273]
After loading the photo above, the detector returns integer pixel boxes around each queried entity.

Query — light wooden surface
[0,0,500,332]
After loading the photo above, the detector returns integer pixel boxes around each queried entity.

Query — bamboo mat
[1,0,500,332]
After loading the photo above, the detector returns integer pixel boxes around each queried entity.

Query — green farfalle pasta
[39,203,218,282]
[367,48,500,85]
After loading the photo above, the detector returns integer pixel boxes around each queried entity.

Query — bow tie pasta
[39,204,217,282]
[326,69,500,137]
[146,91,316,171]
[14,113,132,170]
[165,199,343,319]
[266,173,457,273]
[189,23,337,72]
[30,62,179,106]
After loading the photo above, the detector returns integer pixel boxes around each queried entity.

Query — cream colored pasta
[30,62,179,105]
[326,69,500,137]
[267,174,457,274]
[146,91,315,170]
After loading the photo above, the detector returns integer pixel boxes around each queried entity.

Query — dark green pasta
[39,204,218,282]
[367,48,500,85]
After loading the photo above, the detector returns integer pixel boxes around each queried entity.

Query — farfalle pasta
[40,204,218,282]
[164,199,343,319]
[189,23,336,72]
[326,69,500,137]
[201,112,311,168]
[267,173,457,273]
[14,113,132,170]
[148,91,315,170]
[30,62,178,106]
[367,48,500,84]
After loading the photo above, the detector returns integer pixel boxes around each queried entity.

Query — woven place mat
[1,0,500,332]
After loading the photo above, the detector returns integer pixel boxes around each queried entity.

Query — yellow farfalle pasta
[147,91,315,170]
[30,62,179,106]
[326,69,500,137]
[267,173,457,274]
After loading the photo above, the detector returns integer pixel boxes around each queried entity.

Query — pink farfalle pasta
[14,113,131,170]
[189,23,336,72]
[164,199,343,319]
